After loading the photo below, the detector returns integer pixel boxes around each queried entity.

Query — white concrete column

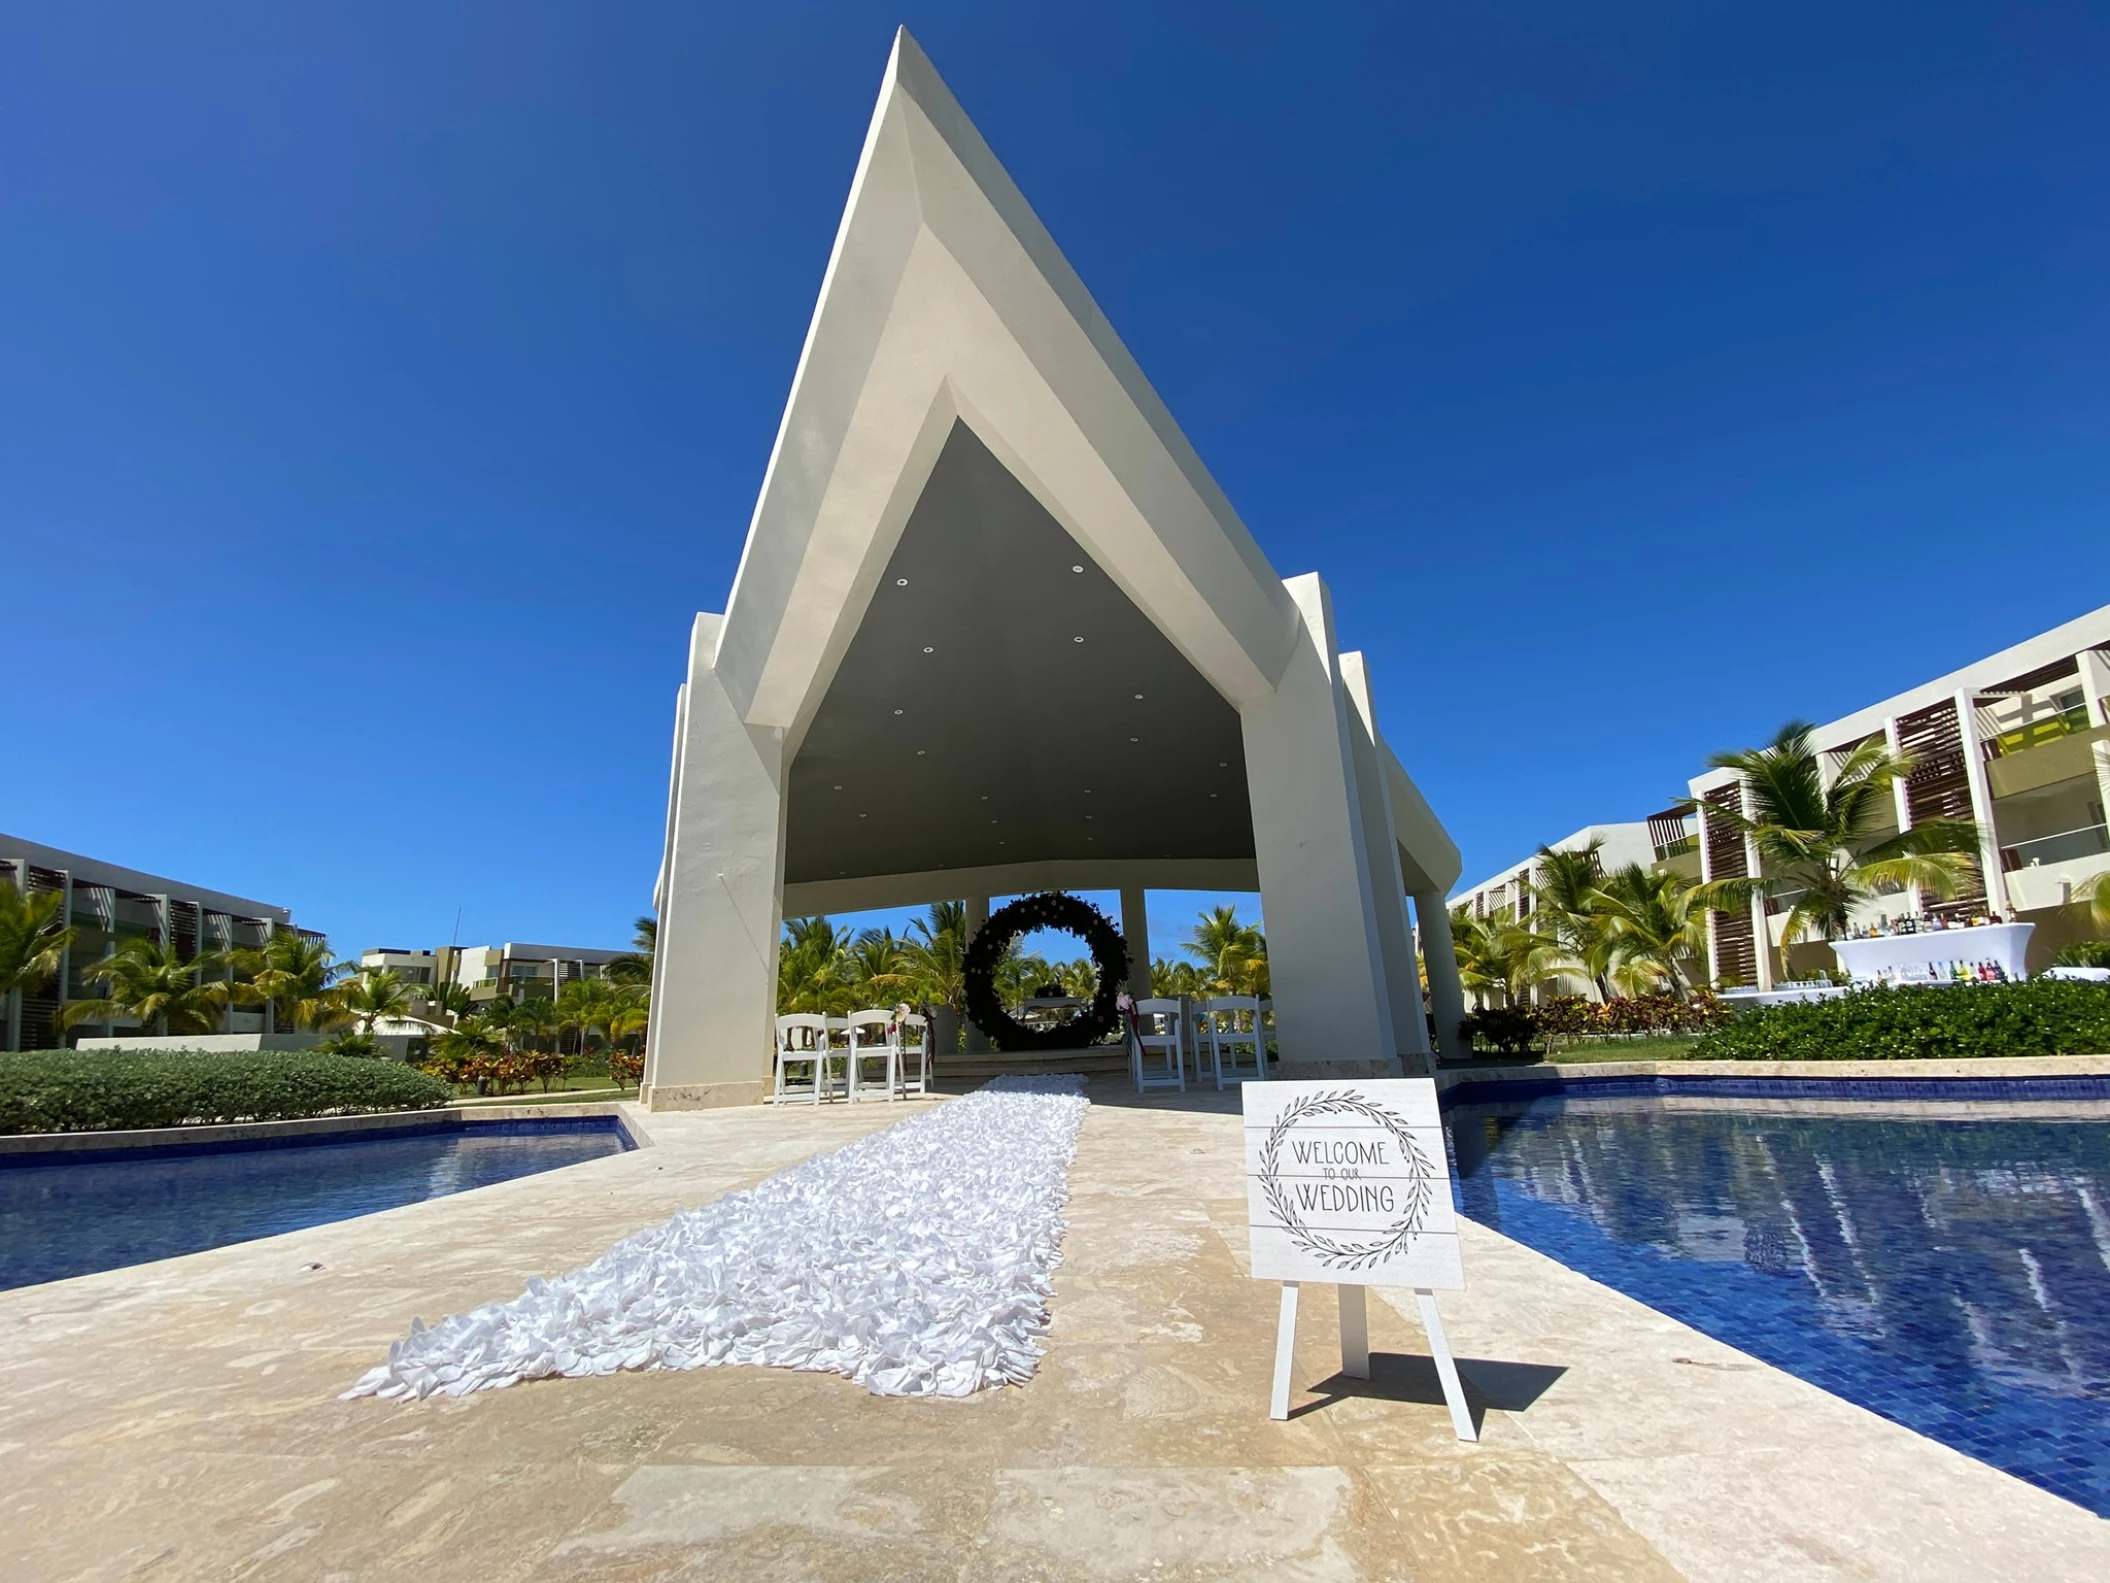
[1340,654,1431,1066]
[1118,885,1151,1000]
[1881,715,1919,921]
[1954,689,2007,915]
[1413,894,1466,1062]
[645,614,785,1110]
[2079,649,2110,728]
[1240,574,1399,1078]
[964,894,991,1052]
[1737,778,1775,992]
[1697,794,1721,987]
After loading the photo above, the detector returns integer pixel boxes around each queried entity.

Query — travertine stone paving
[1,1085,2103,1580]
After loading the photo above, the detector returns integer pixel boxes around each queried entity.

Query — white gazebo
[644,31,1466,1109]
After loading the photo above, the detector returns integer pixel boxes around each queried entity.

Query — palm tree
[1692,721,1982,947]
[60,938,240,1038]
[605,914,656,986]
[556,977,611,1055]
[1446,905,1560,1006]
[777,916,852,1014]
[845,928,906,1001]
[510,991,561,1053]
[1183,904,1269,997]
[1590,864,1710,995]
[1054,957,1100,997]
[1150,957,1207,997]
[1,887,77,1042]
[1528,841,1616,1000]
[602,985,649,1056]
[995,951,1055,1009]
[236,929,351,1031]
[895,902,967,1015]
[340,969,414,1034]
[416,976,475,1024]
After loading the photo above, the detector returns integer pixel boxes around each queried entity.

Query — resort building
[1,833,299,1051]
[1693,604,2110,988]
[1451,822,1659,927]
[645,33,1469,1107]
[358,943,628,1003]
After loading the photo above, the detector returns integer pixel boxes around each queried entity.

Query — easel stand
[1268,1282,1476,1441]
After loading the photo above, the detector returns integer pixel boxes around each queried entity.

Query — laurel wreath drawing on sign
[1258,1090,1435,1271]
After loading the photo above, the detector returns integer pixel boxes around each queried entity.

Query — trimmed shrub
[1460,1006,1538,1057]
[1691,980,2110,1063]
[0,1049,455,1134]
[2054,939,2110,969]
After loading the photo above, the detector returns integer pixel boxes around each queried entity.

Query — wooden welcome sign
[1244,1079,1475,1438]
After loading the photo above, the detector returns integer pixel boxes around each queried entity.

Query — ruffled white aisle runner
[343,1075,1089,1402]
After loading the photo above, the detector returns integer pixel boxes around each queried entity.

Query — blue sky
[3,3,2106,966]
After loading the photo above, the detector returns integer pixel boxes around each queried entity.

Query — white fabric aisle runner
[343,1075,1090,1401]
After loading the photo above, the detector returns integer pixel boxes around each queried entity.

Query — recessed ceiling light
[1083,788,1091,794]
[1209,793,1218,799]
[922,646,934,654]
[859,812,868,818]
[1071,564,1084,573]
[981,795,989,800]
[1218,762,1228,768]
[916,749,926,756]
[990,819,998,825]
[1129,736,1140,742]
[1133,693,1144,700]
[893,708,904,715]
[896,577,909,586]
[834,784,843,790]
[1073,636,1084,644]
[1085,815,1092,821]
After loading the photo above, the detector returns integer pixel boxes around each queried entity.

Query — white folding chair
[1201,995,1266,1087]
[894,1011,931,1097]
[844,1009,899,1101]
[773,1013,841,1103]
[1129,997,1187,1093]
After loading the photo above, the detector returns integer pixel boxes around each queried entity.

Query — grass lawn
[448,1071,635,1105]
[1542,1035,1709,1063]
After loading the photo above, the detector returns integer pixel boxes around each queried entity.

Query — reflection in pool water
[0,1122,627,1293]
[1446,1092,2110,1514]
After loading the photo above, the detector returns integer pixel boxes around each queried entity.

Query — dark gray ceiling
[785,423,1254,886]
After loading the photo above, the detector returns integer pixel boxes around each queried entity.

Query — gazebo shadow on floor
[1288,1352,1568,1435]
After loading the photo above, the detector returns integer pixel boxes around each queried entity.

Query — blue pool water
[1446,1087,2110,1514]
[0,1121,628,1292]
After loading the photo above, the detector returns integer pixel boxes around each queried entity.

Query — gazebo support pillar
[645,614,783,1110]
[1241,575,1401,1079]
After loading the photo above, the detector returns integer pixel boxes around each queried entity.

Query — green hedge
[1692,980,2110,1062]
[0,1049,455,1134]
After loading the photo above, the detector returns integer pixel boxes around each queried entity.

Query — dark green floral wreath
[962,891,1130,1053]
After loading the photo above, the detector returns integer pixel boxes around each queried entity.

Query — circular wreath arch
[962,891,1131,1053]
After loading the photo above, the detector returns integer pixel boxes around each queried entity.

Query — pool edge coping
[0,1102,651,1165]
[1434,1052,2110,1089]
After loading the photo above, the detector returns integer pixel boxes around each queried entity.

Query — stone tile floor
[0,1082,2103,1580]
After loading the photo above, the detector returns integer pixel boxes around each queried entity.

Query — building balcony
[1986,720,2109,800]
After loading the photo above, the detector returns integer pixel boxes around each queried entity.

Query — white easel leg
[1338,1284,1369,1379]
[1415,1289,1477,1443]
[1269,1282,1301,1421]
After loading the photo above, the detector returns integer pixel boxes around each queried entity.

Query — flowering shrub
[606,1049,644,1088]
[1458,994,1732,1058]
[1532,993,1731,1040]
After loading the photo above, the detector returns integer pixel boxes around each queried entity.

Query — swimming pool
[0,1119,630,1292]
[1445,1082,2110,1514]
